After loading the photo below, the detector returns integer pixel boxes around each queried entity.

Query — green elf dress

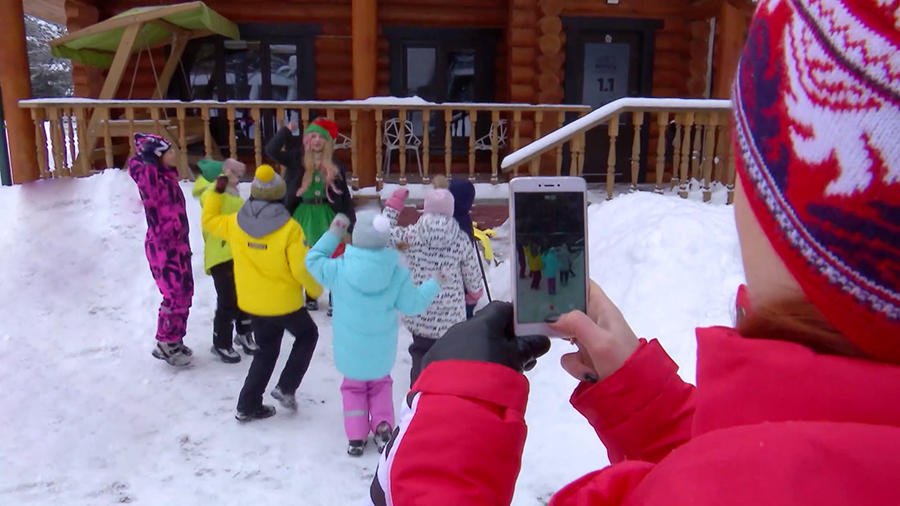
[292,168,335,248]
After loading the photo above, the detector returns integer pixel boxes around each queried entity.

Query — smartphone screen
[514,191,587,324]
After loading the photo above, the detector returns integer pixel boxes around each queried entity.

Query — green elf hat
[197,159,224,181]
[304,117,339,143]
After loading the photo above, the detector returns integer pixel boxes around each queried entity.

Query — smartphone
[510,177,589,337]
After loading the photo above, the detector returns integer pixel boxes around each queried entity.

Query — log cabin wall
[526,0,693,177]
[65,0,103,98]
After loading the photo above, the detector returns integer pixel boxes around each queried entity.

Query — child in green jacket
[193,159,258,362]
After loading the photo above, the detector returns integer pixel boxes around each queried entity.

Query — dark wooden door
[563,19,659,182]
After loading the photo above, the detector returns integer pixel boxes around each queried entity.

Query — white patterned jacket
[383,207,483,339]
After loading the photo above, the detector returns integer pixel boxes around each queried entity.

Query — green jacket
[192,175,245,274]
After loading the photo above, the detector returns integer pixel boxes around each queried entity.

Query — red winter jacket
[369,327,900,505]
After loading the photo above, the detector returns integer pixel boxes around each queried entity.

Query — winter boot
[152,341,192,367]
[347,439,367,457]
[306,300,319,311]
[234,333,259,355]
[235,405,276,423]
[375,422,393,453]
[211,345,241,364]
[271,386,298,411]
[178,341,193,357]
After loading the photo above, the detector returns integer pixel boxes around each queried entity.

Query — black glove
[215,175,229,194]
[422,301,551,373]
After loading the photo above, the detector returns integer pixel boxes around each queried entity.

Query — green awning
[50,1,239,68]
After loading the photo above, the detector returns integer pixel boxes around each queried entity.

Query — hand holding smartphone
[510,177,589,337]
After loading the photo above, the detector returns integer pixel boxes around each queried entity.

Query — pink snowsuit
[128,133,193,343]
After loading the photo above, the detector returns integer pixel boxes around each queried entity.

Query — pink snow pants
[340,375,394,440]
[145,240,193,343]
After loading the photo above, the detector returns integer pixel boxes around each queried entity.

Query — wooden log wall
[687,20,711,97]
[65,0,103,98]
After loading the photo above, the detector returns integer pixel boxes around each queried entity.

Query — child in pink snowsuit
[128,133,194,367]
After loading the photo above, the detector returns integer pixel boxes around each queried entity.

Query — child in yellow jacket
[202,164,324,422]
[192,158,258,363]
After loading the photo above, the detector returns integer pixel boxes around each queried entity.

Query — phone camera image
[514,191,586,324]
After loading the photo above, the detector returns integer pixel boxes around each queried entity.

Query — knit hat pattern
[352,210,392,249]
[250,164,286,202]
[424,189,455,217]
[733,0,900,362]
[133,133,170,159]
[304,118,339,143]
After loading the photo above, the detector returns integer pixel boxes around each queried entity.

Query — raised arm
[305,218,347,290]
[264,125,296,169]
[287,225,323,301]
[200,182,235,243]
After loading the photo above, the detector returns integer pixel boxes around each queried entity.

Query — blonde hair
[298,142,343,201]
[431,174,449,189]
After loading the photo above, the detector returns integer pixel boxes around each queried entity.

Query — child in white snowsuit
[382,185,484,386]
[306,210,442,456]
[556,244,572,286]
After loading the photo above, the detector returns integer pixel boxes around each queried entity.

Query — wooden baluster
[671,114,682,190]
[350,109,359,188]
[57,109,70,175]
[701,113,718,202]
[678,112,694,198]
[375,109,384,190]
[32,108,49,178]
[467,108,477,183]
[326,108,335,121]
[491,110,501,184]
[511,110,521,177]
[422,109,431,184]
[577,110,588,176]
[102,108,113,169]
[276,107,285,130]
[532,111,543,176]
[177,107,189,178]
[606,114,619,200]
[555,111,565,176]
[713,113,727,198]
[125,107,136,157]
[227,108,237,159]
[201,107,212,159]
[252,107,262,168]
[48,108,65,175]
[569,134,580,176]
[301,108,309,132]
[578,133,587,176]
[690,113,703,194]
[74,108,90,176]
[726,126,736,204]
[444,108,453,177]
[150,107,161,136]
[655,111,668,194]
[630,111,644,192]
[398,108,408,185]
[65,108,76,174]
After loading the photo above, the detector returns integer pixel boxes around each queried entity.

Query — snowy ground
[0,170,744,505]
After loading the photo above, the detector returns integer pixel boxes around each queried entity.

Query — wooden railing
[18,99,590,188]
[502,98,736,203]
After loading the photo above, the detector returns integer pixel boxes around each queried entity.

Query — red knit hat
[733,0,900,363]
[304,118,338,143]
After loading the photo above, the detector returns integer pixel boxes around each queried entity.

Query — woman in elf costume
[265,117,356,313]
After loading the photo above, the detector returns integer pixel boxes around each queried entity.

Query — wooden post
[712,2,749,99]
[352,0,377,189]
[0,1,38,183]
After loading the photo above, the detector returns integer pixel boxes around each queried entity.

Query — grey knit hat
[250,164,286,202]
[352,210,392,249]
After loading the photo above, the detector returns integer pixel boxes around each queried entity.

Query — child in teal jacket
[306,210,442,457]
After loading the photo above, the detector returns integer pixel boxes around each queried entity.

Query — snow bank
[0,172,743,505]
[380,182,510,201]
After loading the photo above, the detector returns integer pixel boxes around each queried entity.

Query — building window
[168,23,318,156]
[386,27,499,154]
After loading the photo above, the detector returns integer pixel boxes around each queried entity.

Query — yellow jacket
[192,176,244,274]
[201,192,323,317]
[524,245,543,272]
